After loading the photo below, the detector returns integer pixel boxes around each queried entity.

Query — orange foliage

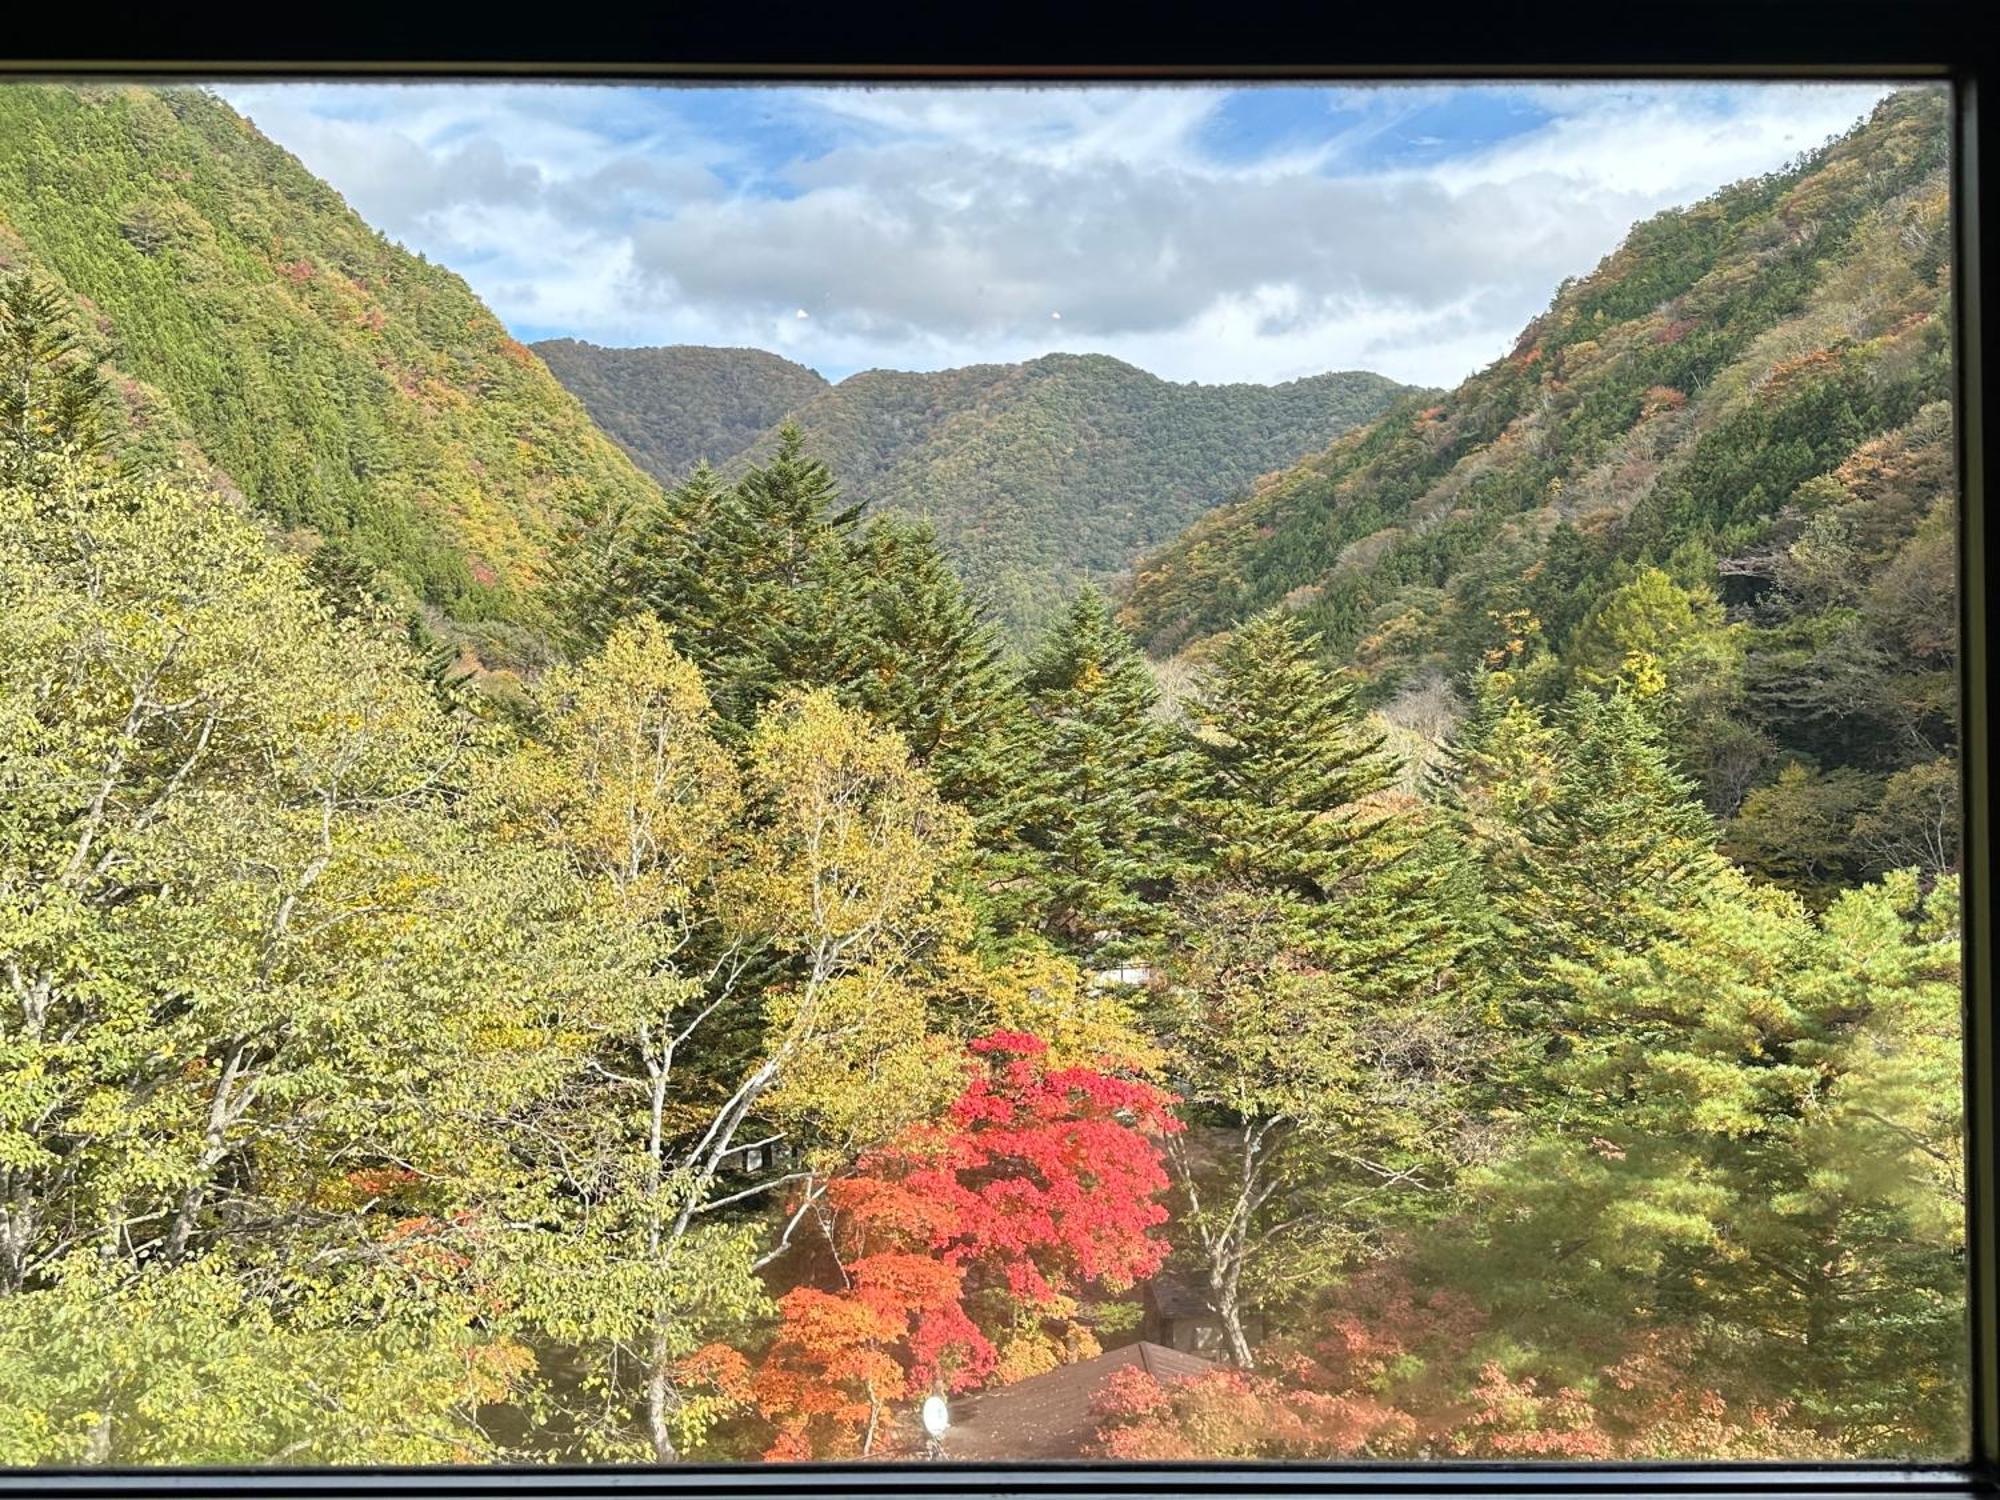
[749,1032,1177,1460]
[1640,385,1688,419]
[1090,1268,1838,1460]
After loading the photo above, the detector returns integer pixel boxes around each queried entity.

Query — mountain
[1123,87,1954,883]
[530,339,829,480]
[541,343,1410,642]
[0,84,663,654]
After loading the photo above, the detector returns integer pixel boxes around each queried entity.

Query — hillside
[531,338,829,479]
[1122,87,1954,883]
[0,84,663,650]
[544,343,1409,641]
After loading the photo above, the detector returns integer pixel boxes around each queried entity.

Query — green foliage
[0,80,1969,1470]
[531,339,829,479]
[1184,612,1397,893]
[1158,613,1481,1365]
[547,344,1410,644]
[0,271,108,485]
[1120,88,1955,861]
[0,84,662,646]
[981,589,1191,962]
[0,456,570,1457]
[0,1255,515,1465]
[558,429,1024,803]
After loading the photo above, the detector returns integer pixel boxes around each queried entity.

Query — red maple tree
[750,1031,1178,1459]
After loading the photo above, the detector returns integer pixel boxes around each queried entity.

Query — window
[0,13,1993,1497]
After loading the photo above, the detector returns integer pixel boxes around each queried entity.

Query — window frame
[0,6,1993,1496]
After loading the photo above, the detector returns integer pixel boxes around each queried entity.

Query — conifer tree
[1159,612,1480,1368]
[1507,688,1722,978]
[624,460,729,635]
[696,424,859,725]
[1444,676,1722,1041]
[839,514,1025,812]
[989,587,1189,962]
[1184,611,1395,894]
[0,273,108,485]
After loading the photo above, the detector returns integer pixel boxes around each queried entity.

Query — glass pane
[0,77,1966,1467]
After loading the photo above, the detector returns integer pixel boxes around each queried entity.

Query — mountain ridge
[538,338,1413,641]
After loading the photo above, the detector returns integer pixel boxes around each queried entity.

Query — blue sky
[219,81,1898,388]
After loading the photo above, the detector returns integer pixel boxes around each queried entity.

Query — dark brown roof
[939,1341,1218,1461]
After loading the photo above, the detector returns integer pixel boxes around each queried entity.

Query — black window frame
[1,6,1994,1497]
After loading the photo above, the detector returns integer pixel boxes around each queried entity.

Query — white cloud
[218,80,1904,389]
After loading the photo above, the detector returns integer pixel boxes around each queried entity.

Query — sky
[219,81,1898,390]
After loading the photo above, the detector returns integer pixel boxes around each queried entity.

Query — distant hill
[531,339,829,479]
[0,84,663,653]
[542,343,1410,642]
[1121,87,1953,875]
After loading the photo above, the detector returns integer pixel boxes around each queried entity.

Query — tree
[1090,1268,1839,1461]
[551,460,726,659]
[691,425,860,728]
[837,514,1025,813]
[0,1254,528,1465]
[1158,614,1479,1368]
[1725,761,1877,893]
[1182,612,1396,896]
[0,272,108,485]
[749,1032,1177,1459]
[553,446,1026,827]
[1567,567,1741,710]
[1851,757,1958,877]
[0,457,557,1459]
[473,628,971,1460]
[1433,861,1965,1455]
[1452,684,1723,1056]
[987,588,1190,962]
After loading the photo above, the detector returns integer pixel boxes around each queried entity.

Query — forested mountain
[1124,87,1955,892]
[0,84,663,655]
[531,339,829,481]
[545,343,1410,641]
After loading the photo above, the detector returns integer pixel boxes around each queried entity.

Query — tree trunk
[1212,1270,1256,1370]
[84,1411,112,1464]
[645,1323,679,1463]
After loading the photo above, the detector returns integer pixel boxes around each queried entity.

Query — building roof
[938,1341,1218,1461]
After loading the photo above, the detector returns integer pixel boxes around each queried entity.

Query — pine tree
[1443,677,1722,1034]
[553,460,721,659]
[838,514,1025,812]
[1160,612,1481,1367]
[1184,611,1395,895]
[680,425,858,728]
[1510,689,1723,976]
[989,588,1189,962]
[0,272,108,485]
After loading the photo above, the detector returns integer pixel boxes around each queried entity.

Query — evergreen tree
[1184,611,1395,894]
[0,272,108,485]
[839,514,1025,811]
[1515,689,1723,968]
[665,426,855,728]
[989,588,1189,962]
[1159,612,1481,1367]
[1447,680,1722,1039]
